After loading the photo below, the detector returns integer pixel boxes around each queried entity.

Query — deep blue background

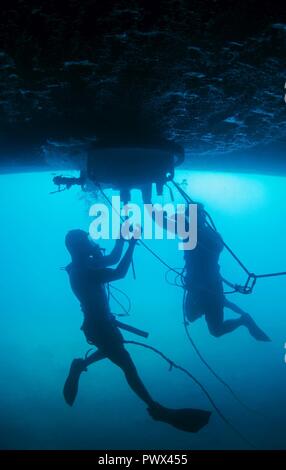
[0,169,285,449]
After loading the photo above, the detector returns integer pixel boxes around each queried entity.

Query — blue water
[0,169,285,450]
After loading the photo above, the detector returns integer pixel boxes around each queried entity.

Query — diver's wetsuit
[63,232,211,432]
[66,241,155,406]
[184,222,225,326]
[184,216,270,341]
[67,262,121,356]
[184,220,250,337]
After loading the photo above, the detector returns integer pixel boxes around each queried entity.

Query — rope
[125,340,255,448]
[109,291,130,317]
[107,283,131,316]
[110,285,132,313]
[219,239,250,276]
[256,271,286,279]
[165,268,185,288]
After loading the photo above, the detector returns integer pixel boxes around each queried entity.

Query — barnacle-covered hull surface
[0,0,285,175]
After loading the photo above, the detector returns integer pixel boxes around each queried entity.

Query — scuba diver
[183,206,270,341]
[63,228,211,433]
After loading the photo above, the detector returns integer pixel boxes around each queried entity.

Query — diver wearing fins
[63,228,211,433]
[184,205,270,341]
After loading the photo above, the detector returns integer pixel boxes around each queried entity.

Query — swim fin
[148,404,211,433]
[244,314,271,342]
[63,358,87,406]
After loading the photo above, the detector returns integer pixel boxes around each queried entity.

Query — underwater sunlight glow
[0,168,285,450]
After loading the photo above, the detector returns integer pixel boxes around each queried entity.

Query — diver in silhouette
[63,229,210,433]
[184,206,270,341]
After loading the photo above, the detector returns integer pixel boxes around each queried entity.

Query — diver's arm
[100,237,125,267]
[90,239,137,283]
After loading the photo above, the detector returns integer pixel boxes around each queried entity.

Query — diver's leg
[83,349,106,367]
[109,344,211,433]
[205,303,245,337]
[224,298,248,315]
[207,316,246,337]
[206,304,270,341]
[103,325,211,432]
[109,347,155,407]
[224,299,270,341]
[63,349,106,406]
